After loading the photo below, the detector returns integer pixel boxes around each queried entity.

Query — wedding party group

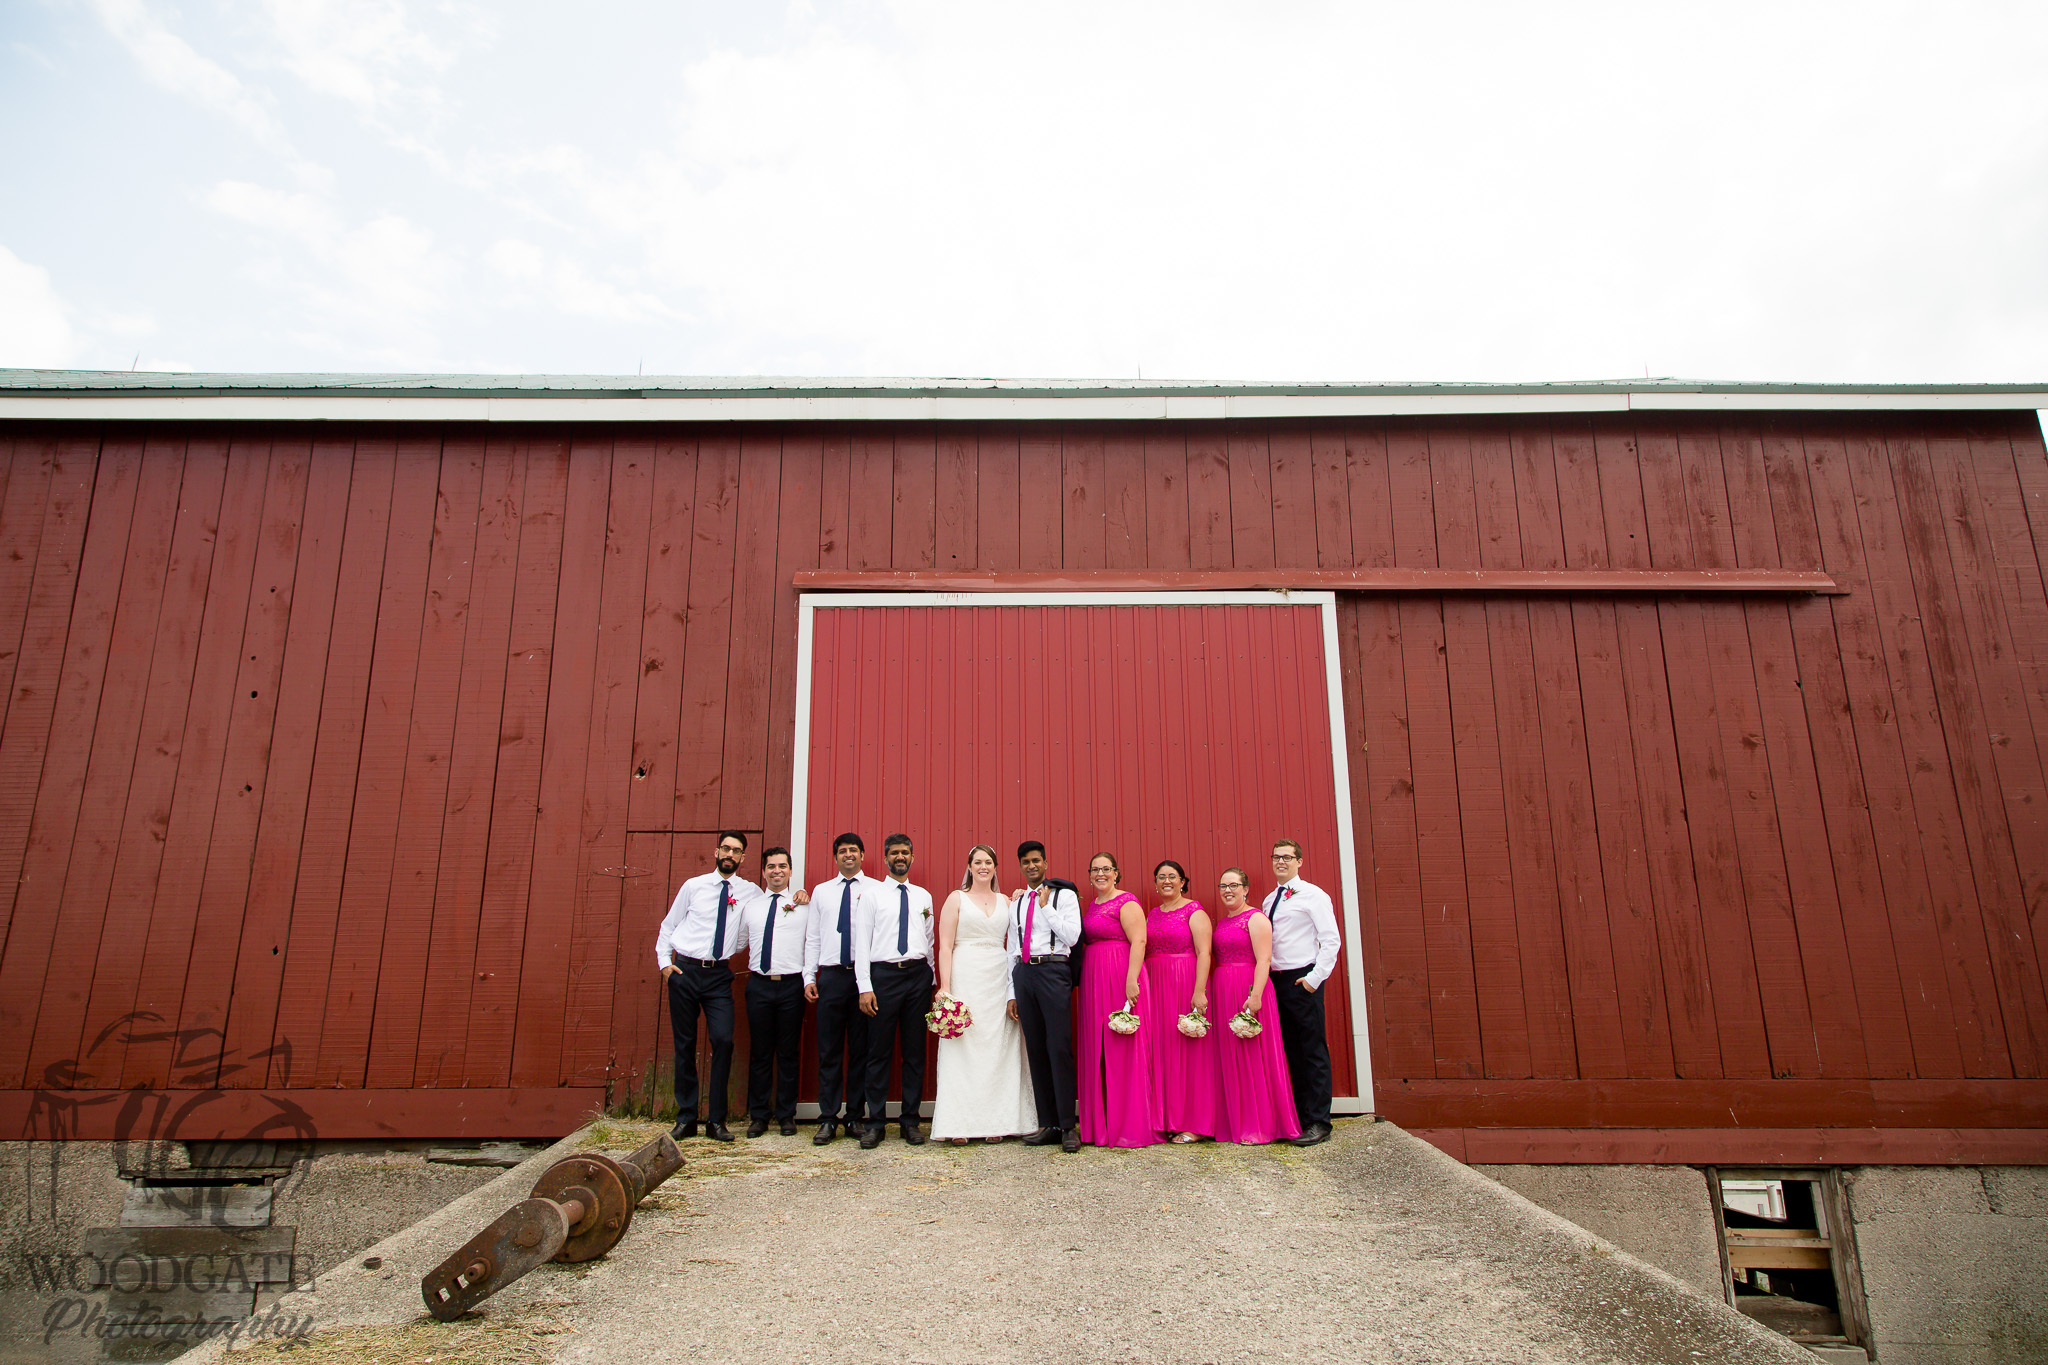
[655,829,1342,1153]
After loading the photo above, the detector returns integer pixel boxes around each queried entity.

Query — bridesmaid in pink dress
[1075,852,1163,1147]
[1210,866,1302,1144]
[1143,860,1219,1143]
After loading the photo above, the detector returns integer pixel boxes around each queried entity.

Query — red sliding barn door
[801,598,1358,1097]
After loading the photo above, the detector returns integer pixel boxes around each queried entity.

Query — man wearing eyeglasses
[1265,837,1340,1146]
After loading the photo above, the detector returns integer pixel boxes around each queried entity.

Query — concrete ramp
[203,1120,1814,1364]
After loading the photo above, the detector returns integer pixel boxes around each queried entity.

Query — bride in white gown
[930,844,1038,1141]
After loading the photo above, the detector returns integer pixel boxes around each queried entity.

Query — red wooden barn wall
[0,413,2043,1158]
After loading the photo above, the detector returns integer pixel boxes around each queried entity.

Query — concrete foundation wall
[1844,1166,2048,1365]
[1473,1163,1725,1299]
[0,1141,503,1363]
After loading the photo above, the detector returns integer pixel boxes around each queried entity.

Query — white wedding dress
[929,894,1038,1139]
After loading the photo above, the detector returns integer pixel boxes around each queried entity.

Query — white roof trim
[1,386,2044,423]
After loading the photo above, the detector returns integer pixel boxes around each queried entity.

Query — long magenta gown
[1210,910,1302,1144]
[1076,891,1163,1147]
[1143,901,1219,1138]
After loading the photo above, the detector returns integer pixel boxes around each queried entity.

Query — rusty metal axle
[422,1133,683,1320]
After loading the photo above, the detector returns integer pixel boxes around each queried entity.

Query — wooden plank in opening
[974,430,1019,571]
[1269,428,1317,571]
[847,433,893,572]
[718,433,785,834]
[763,433,824,855]
[1226,429,1276,568]
[1103,429,1145,570]
[934,430,977,572]
[1143,430,1191,572]
[1185,430,1231,570]
[625,437,697,834]
[1061,430,1104,570]
[1016,434,1061,570]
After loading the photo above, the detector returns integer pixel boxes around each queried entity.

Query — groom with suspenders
[1007,840,1083,1154]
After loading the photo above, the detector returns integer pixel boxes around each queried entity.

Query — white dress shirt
[1264,875,1341,989]
[655,871,764,967]
[732,886,810,978]
[852,876,936,992]
[804,873,883,985]
[1006,881,1083,1000]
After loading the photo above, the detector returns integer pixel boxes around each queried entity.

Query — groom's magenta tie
[1023,887,1038,959]
[897,884,910,955]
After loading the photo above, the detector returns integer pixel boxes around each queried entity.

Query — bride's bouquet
[926,992,972,1039]
[1176,1008,1209,1039]
[1228,1005,1263,1040]
[1107,1004,1141,1036]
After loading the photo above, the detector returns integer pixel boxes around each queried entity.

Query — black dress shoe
[1289,1121,1332,1147]
[1060,1128,1082,1154]
[1021,1127,1060,1147]
[670,1119,697,1140]
[780,1120,797,1136]
[746,1119,770,1139]
[858,1124,884,1150]
[812,1120,838,1146]
[705,1122,736,1142]
[901,1123,925,1146]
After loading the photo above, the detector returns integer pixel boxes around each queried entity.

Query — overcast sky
[3,1,2046,383]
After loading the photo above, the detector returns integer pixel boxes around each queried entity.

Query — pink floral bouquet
[1176,1008,1210,1039]
[926,993,972,1039]
[1228,1006,1263,1040]
[1107,1005,1141,1036]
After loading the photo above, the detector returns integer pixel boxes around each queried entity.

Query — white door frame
[790,589,1374,1114]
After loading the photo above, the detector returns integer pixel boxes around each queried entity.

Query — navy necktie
[1266,886,1284,918]
[897,884,910,955]
[761,893,780,972]
[713,879,731,957]
[838,879,855,967]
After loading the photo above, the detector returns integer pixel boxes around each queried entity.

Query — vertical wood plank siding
[0,413,2042,1146]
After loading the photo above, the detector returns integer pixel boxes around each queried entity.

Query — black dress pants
[812,966,868,1122]
[667,962,735,1125]
[863,961,934,1127]
[1270,965,1333,1127]
[1013,958,1076,1132]
[744,973,806,1122]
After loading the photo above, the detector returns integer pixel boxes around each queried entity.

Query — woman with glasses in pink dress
[1209,867,1301,1144]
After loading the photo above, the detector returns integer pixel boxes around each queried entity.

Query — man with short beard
[656,831,766,1142]
[855,833,935,1147]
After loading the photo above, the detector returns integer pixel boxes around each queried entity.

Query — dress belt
[671,952,726,969]
[872,959,925,970]
[1018,954,1069,965]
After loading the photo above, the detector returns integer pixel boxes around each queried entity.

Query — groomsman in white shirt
[804,833,877,1144]
[733,846,808,1138]
[854,832,935,1148]
[1265,837,1342,1146]
[655,831,760,1142]
[1006,840,1083,1153]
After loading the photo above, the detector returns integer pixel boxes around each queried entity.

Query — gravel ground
[260,1118,1813,1365]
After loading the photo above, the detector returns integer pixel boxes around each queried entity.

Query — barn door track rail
[792,569,1845,594]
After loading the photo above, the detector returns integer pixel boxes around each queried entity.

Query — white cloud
[86,0,289,151]
[0,245,80,367]
[484,238,678,323]
[254,0,453,113]
[206,179,455,358]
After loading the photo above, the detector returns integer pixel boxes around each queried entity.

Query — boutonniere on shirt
[779,900,796,915]
[1281,887,1296,900]
[921,905,932,920]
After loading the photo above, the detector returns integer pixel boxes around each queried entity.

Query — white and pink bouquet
[926,993,972,1039]
[1228,1006,1263,1040]
[1107,1005,1141,1036]
[1176,1008,1210,1039]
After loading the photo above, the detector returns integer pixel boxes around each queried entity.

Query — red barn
[0,373,2043,1175]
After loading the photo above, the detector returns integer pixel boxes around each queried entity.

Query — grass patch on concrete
[236,1305,574,1363]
